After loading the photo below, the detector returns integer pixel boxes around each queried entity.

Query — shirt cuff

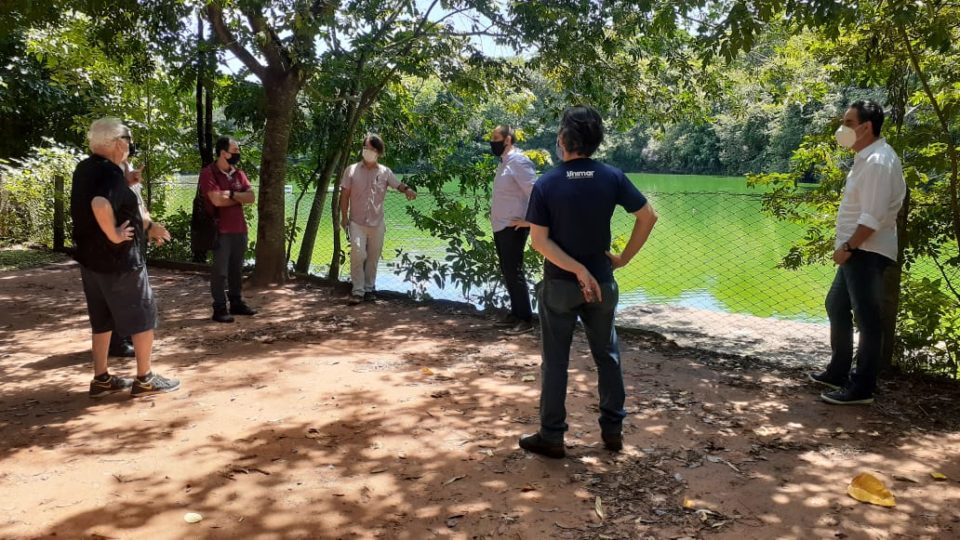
[857,213,882,230]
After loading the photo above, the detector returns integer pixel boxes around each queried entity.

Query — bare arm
[207,190,240,207]
[340,187,351,228]
[529,224,603,302]
[233,190,255,204]
[608,203,658,269]
[834,224,876,265]
[91,197,132,244]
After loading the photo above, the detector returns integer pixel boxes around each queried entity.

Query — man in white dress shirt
[809,100,906,405]
[488,125,538,335]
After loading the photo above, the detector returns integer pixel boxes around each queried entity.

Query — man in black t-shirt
[519,106,658,458]
[71,117,180,398]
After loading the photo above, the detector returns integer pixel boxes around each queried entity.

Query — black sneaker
[821,388,874,405]
[808,371,846,391]
[212,307,235,323]
[494,314,520,328]
[518,433,565,459]
[230,302,257,316]
[348,295,363,305]
[363,292,378,303]
[602,432,623,452]
[89,375,134,398]
[131,373,181,397]
[504,320,534,335]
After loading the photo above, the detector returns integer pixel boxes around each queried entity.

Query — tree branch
[245,10,290,71]
[899,22,960,252]
[206,3,266,80]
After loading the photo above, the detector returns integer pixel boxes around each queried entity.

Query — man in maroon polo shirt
[199,136,258,323]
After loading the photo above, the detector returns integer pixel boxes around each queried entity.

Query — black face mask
[490,140,506,157]
[127,142,138,157]
[227,152,241,165]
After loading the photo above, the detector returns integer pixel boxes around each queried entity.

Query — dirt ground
[1,260,960,540]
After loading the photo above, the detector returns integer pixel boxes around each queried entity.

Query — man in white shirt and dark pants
[489,125,538,335]
[810,100,906,405]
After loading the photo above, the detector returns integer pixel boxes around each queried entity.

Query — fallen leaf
[446,513,465,528]
[521,374,536,382]
[848,473,896,507]
[421,367,434,376]
[554,522,582,530]
[184,512,203,524]
[595,496,605,520]
[931,472,948,481]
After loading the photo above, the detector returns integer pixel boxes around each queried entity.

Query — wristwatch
[842,242,853,252]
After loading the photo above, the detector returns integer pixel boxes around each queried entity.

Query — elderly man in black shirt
[71,117,180,398]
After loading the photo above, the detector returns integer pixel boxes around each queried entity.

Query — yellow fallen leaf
[682,498,696,509]
[420,367,434,376]
[848,473,895,507]
[521,374,536,382]
[184,512,203,523]
[931,472,948,481]
[595,496,605,520]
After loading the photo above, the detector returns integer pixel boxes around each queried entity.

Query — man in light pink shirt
[339,135,416,304]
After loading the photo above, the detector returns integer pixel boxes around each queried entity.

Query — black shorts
[80,265,158,336]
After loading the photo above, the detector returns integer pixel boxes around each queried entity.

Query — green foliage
[147,208,194,262]
[0,142,82,246]
[0,246,68,271]
[897,276,960,377]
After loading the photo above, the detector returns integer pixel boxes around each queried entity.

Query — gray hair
[87,117,128,153]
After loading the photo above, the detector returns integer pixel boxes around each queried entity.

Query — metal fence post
[53,173,65,251]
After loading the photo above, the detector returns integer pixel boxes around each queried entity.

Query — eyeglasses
[118,135,132,142]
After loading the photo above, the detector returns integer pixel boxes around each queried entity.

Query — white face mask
[835,125,858,149]
[362,148,379,163]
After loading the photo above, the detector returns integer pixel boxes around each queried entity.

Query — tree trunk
[328,147,354,280]
[252,72,300,285]
[881,188,910,374]
[196,12,214,167]
[294,148,341,273]
[53,173,64,251]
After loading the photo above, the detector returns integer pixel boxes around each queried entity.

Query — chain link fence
[156,176,957,365]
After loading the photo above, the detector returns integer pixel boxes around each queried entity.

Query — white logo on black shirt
[567,170,595,179]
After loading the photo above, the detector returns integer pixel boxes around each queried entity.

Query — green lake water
[166,173,837,323]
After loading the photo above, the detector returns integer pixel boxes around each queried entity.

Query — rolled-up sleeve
[384,167,401,189]
[857,159,895,230]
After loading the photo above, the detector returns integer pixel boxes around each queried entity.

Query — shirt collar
[501,147,521,161]
[855,138,885,162]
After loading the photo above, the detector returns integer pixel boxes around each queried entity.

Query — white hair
[87,117,128,152]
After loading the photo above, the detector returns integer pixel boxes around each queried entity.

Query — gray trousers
[211,232,247,309]
[348,221,386,296]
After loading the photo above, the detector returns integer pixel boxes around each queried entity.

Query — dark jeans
[493,228,533,322]
[825,250,893,395]
[211,232,248,309]
[537,278,625,443]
